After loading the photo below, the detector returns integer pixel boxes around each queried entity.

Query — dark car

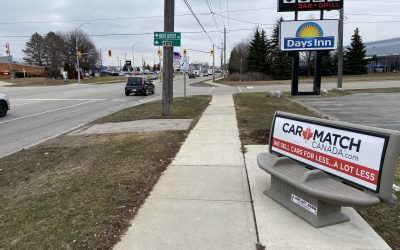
[188,73,196,79]
[125,77,155,96]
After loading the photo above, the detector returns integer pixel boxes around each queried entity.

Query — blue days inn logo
[284,22,335,50]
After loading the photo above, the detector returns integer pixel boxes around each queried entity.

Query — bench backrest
[269,111,400,204]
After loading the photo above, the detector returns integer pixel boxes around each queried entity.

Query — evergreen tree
[321,51,335,76]
[269,19,292,80]
[260,30,271,74]
[247,29,264,73]
[23,32,44,66]
[43,32,64,70]
[64,61,77,79]
[344,28,368,75]
[228,47,239,73]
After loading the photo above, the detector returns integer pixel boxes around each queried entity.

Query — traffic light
[210,49,214,56]
[183,49,187,57]
[157,49,162,57]
[108,50,112,57]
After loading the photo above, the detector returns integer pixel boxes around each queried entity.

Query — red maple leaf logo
[302,127,314,142]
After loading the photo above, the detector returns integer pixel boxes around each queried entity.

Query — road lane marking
[247,86,254,89]
[0,100,98,125]
[207,87,215,94]
[11,98,106,101]
[13,101,43,107]
[237,87,242,93]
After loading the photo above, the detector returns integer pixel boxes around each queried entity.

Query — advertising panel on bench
[270,114,389,192]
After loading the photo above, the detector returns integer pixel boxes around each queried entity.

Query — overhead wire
[204,0,223,43]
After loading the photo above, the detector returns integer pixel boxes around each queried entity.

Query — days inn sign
[280,20,339,51]
[278,0,343,12]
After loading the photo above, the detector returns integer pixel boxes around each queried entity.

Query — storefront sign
[270,114,388,192]
[280,20,339,51]
[278,0,343,12]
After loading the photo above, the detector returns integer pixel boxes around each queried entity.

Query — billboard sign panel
[270,113,389,192]
[278,0,343,12]
[280,20,339,51]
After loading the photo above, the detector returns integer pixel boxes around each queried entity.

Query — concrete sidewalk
[114,95,257,250]
[114,94,391,250]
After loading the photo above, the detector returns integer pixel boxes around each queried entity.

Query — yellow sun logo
[296,22,323,38]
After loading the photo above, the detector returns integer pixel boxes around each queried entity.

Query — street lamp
[131,42,141,73]
[75,22,90,84]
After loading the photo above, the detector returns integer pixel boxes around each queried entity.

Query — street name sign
[278,0,343,12]
[154,32,181,47]
[280,20,339,51]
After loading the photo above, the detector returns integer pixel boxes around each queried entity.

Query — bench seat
[257,152,381,207]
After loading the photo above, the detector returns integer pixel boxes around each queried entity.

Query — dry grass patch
[0,95,211,249]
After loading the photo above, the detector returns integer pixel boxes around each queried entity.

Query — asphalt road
[0,76,214,158]
[298,92,400,131]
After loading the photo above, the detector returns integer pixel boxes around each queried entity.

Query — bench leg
[264,177,350,228]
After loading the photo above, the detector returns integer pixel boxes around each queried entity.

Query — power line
[182,0,219,48]
[218,0,226,28]
[214,13,274,26]
[0,7,277,26]
[204,0,223,43]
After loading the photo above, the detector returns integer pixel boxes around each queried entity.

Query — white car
[0,93,10,117]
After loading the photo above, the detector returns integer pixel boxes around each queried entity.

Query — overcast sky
[1,0,400,67]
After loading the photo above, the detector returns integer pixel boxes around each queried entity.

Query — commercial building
[365,38,400,72]
[0,56,45,77]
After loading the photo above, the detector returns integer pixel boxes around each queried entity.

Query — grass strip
[96,95,212,124]
[218,72,400,87]
[4,76,126,86]
[233,92,320,145]
[0,95,211,249]
[233,92,399,249]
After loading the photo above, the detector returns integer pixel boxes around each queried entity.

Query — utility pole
[162,0,174,116]
[99,49,103,75]
[212,44,215,82]
[337,8,344,89]
[75,28,81,83]
[224,26,227,77]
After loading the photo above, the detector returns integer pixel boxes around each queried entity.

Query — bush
[43,70,61,79]
[14,72,25,78]
[229,72,271,81]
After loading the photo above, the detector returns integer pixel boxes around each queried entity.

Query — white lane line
[247,86,254,89]
[237,87,242,93]
[11,98,107,101]
[207,87,215,94]
[13,101,43,107]
[0,100,98,125]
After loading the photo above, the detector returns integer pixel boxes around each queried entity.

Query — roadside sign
[280,20,339,51]
[125,60,131,66]
[154,32,181,47]
[278,0,343,12]
[270,113,389,192]
[181,56,189,71]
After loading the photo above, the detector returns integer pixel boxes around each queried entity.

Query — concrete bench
[257,111,400,228]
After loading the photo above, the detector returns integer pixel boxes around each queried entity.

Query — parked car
[0,93,10,117]
[125,77,155,96]
[188,73,196,79]
[202,71,209,77]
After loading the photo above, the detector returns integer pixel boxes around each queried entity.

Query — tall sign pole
[163,0,175,116]
[337,8,344,89]
[212,44,215,83]
[224,26,227,77]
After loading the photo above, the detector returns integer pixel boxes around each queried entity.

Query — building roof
[365,37,400,57]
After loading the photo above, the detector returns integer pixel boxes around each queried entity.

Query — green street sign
[154,32,181,47]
